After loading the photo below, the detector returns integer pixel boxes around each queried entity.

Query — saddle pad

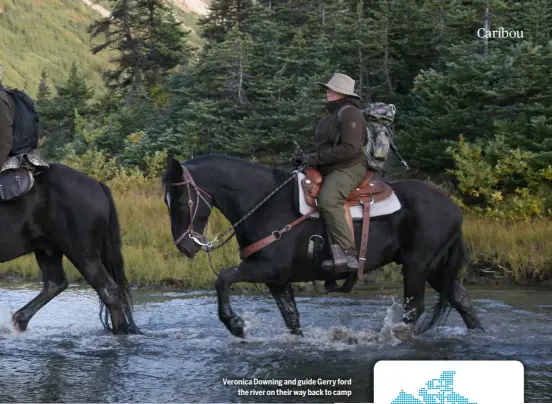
[297,172,401,220]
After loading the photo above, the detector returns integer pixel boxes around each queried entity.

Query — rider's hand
[303,153,318,167]
[291,151,305,168]
[292,157,304,168]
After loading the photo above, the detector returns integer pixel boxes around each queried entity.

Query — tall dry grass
[0,179,550,288]
[463,218,552,281]
[0,180,239,289]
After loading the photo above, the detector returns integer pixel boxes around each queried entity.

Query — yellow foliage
[447,135,552,222]
[541,165,552,181]
[127,131,145,145]
[491,191,503,203]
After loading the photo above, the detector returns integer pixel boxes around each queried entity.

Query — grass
[0,180,240,289]
[463,218,552,281]
[0,179,551,290]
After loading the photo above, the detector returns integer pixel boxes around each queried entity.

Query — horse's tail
[99,182,141,335]
[418,230,467,333]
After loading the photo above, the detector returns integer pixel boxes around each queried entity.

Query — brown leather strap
[325,198,372,293]
[241,207,318,259]
[357,200,371,282]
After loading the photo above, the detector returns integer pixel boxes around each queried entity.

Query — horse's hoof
[229,316,245,338]
[12,313,27,333]
[470,324,486,333]
[292,329,304,337]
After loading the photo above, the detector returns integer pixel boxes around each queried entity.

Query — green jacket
[309,96,367,175]
[0,89,14,164]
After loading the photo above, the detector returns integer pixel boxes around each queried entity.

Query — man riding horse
[293,73,367,273]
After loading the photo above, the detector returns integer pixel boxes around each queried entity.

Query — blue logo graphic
[391,370,477,404]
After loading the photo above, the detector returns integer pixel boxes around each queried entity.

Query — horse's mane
[162,152,293,186]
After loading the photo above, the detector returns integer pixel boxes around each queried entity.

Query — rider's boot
[322,244,358,273]
[343,249,359,271]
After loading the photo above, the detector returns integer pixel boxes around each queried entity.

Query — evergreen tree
[89,0,191,96]
[492,42,552,170]
[197,0,254,43]
[36,69,51,103]
[74,0,551,201]
[42,63,95,159]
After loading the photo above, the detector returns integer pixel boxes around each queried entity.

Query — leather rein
[167,165,317,258]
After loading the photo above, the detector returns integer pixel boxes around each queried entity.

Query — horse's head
[163,154,213,258]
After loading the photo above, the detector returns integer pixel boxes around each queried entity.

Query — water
[0,283,551,403]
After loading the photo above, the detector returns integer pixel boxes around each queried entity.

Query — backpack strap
[333,105,355,147]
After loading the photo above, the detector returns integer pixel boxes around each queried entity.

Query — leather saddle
[0,168,34,202]
[300,167,394,207]
[300,167,395,293]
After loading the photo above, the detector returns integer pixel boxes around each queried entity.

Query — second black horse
[0,163,140,335]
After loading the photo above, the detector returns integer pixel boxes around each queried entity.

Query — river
[0,283,551,403]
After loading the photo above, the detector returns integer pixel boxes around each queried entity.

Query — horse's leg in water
[70,255,129,334]
[401,264,427,326]
[448,281,484,331]
[267,282,302,336]
[428,273,485,331]
[12,248,68,332]
[215,261,279,338]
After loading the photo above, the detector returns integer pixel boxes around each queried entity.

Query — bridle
[168,165,216,249]
[167,163,300,253]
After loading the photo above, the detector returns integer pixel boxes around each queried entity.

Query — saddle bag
[0,168,34,202]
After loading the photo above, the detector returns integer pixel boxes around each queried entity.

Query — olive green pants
[317,163,367,252]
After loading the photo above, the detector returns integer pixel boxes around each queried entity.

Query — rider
[0,77,14,167]
[293,73,367,271]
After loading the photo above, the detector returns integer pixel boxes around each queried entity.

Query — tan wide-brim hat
[318,73,360,99]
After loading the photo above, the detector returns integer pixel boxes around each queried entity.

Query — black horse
[0,163,140,334]
[163,153,484,338]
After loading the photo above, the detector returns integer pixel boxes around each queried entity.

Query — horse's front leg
[215,261,277,338]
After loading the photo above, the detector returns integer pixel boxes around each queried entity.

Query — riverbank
[2,268,552,300]
[0,181,550,290]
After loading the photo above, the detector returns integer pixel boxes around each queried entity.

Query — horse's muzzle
[176,240,195,258]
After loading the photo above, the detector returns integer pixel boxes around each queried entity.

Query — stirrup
[321,244,357,273]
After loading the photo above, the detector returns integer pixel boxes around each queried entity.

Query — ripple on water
[0,286,551,402]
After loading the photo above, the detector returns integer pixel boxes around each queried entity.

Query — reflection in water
[38,354,64,402]
[0,285,550,402]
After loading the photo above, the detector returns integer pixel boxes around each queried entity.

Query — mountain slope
[169,0,211,17]
[0,0,208,97]
[0,0,117,97]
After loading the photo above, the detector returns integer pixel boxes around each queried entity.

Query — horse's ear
[166,152,183,181]
[166,151,174,168]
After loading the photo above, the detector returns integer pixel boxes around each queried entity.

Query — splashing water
[0,285,550,403]
[0,303,14,334]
